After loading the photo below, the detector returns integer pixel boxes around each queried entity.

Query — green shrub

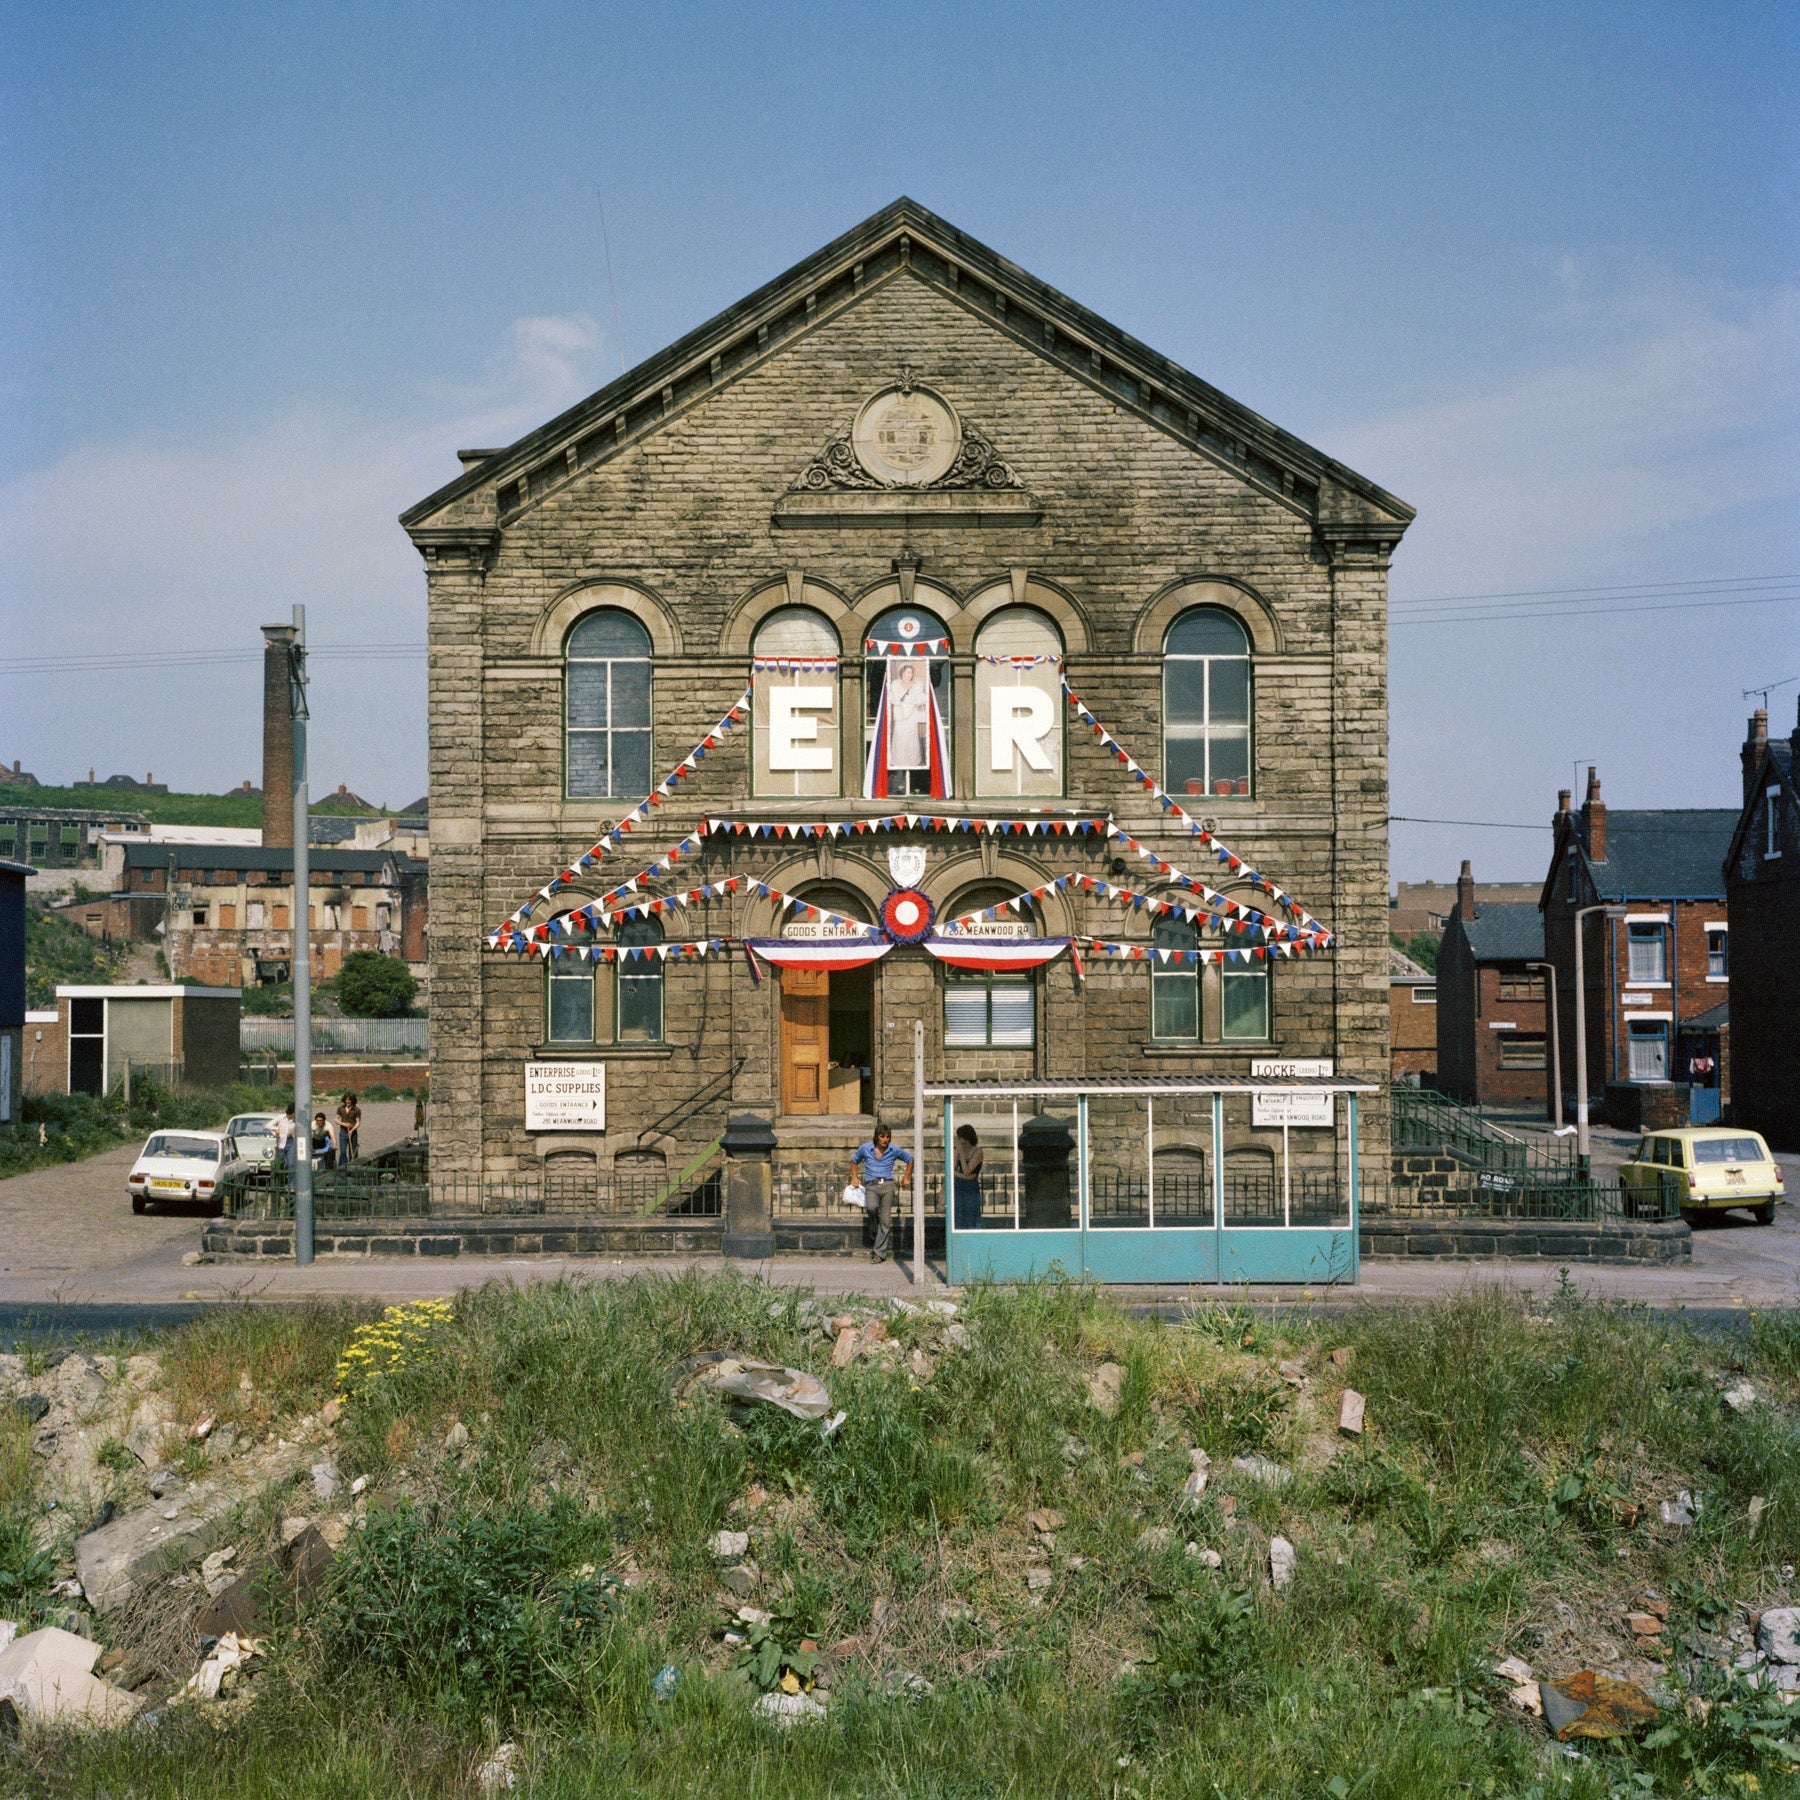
[336,951,418,1019]
[322,1499,615,1718]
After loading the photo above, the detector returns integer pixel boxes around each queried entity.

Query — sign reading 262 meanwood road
[525,1061,606,1131]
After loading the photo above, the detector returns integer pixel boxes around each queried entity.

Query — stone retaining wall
[1359,1216,1690,1264]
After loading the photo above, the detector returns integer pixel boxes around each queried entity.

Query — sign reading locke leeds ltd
[525,1061,606,1132]
[1250,1059,1334,1129]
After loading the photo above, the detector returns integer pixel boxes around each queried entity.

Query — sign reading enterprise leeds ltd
[525,1061,606,1132]
[1250,1059,1334,1128]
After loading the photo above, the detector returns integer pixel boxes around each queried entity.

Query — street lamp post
[1526,960,1561,1130]
[1572,903,1629,1179]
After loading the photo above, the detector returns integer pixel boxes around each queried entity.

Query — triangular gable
[1725,744,1800,873]
[402,198,1414,543]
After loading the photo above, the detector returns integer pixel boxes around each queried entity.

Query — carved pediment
[776,377,1038,530]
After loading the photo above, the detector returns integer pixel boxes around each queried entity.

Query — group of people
[273,1092,362,1173]
[850,1120,985,1264]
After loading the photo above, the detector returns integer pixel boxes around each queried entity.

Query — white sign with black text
[1250,1058,1334,1128]
[525,1061,607,1132]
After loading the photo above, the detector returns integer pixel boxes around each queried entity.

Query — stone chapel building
[403,200,1410,1198]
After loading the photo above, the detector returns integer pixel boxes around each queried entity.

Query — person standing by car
[312,1112,336,1171]
[851,1122,913,1264]
[335,1092,362,1164]
[274,1103,297,1174]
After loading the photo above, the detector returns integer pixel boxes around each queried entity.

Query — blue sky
[2,2,1794,879]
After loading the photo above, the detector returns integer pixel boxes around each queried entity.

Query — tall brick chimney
[261,624,297,849]
[1455,858,1476,922]
[1581,766,1607,862]
[1743,709,1769,805]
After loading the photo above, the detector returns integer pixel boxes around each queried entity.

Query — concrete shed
[38,985,241,1096]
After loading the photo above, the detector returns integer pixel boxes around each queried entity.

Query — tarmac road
[0,1105,1794,1327]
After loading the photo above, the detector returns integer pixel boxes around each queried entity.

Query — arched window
[566,610,652,801]
[974,608,1063,797]
[865,606,951,798]
[753,608,841,798]
[1163,608,1251,798]
[942,886,1037,1049]
[1150,914,1200,1041]
[614,914,664,1043]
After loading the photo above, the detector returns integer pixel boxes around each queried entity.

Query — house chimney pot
[1744,708,1770,805]
[1455,859,1476,922]
[1582,766,1607,861]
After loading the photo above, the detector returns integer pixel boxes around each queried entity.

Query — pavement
[0,1105,1795,1330]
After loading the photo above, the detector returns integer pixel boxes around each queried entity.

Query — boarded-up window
[272,906,290,929]
[352,907,368,930]
[218,904,237,929]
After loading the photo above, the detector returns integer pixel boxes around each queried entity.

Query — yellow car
[1620,1128,1786,1225]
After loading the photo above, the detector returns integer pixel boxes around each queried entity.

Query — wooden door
[780,967,831,1115]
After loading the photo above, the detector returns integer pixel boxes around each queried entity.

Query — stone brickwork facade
[403,201,1411,1195]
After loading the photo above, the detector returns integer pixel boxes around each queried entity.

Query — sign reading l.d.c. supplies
[525,1061,606,1132]
[1249,1058,1333,1128]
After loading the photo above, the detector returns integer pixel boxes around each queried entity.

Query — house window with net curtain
[1151,916,1200,1041]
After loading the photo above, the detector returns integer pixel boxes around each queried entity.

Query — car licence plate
[1726,1170,1745,1185]
[149,1179,187,1192]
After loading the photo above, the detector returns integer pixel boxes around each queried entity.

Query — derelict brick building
[402,201,1411,1195]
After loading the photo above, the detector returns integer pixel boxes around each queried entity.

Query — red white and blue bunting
[1060,678,1329,940]
[753,656,839,673]
[865,637,951,657]
[487,687,751,942]
[924,937,1068,971]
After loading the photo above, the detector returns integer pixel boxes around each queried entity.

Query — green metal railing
[1392,1087,1578,1181]
[1365,1173,1680,1224]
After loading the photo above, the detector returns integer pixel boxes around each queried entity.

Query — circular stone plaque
[852,385,961,487]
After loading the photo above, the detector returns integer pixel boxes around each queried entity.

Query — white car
[224,1113,284,1169]
[127,1130,244,1214]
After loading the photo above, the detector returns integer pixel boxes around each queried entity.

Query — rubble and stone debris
[311,1459,339,1502]
[1540,1671,1659,1741]
[1659,1492,1695,1528]
[1137,1527,1174,1552]
[1025,1566,1053,1592]
[673,1355,833,1421]
[1232,1454,1292,1488]
[1723,1380,1757,1413]
[1186,1545,1223,1567]
[1026,1509,1064,1534]
[710,1530,750,1562]
[444,1421,470,1450]
[1757,1608,1800,1665]
[720,1562,762,1598]
[1336,1390,1365,1436]
[474,1741,520,1794]
[1182,1449,1211,1508]
[755,1688,827,1723]
[1749,1495,1768,1534]
[75,1442,311,1614]
[173,1631,261,1704]
[195,1525,335,1641]
[0,1627,140,1729]
[1269,1536,1295,1589]
[1085,1363,1124,1418]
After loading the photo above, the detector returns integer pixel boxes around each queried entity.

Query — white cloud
[1334,273,1800,593]
[0,314,607,799]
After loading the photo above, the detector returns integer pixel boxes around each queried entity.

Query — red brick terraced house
[1541,770,1735,1130]
[1433,863,1549,1110]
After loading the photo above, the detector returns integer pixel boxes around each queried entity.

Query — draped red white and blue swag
[862,660,951,800]
[484,664,1334,973]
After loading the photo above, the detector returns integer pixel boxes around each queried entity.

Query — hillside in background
[5,786,394,827]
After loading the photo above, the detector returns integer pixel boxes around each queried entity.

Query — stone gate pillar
[721,1113,777,1259]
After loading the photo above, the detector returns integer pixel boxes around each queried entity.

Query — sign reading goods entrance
[525,1061,607,1132]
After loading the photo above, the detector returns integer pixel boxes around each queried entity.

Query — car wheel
[1754,1202,1776,1226]
[131,1195,147,1215]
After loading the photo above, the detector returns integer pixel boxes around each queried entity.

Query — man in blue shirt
[852,1122,913,1264]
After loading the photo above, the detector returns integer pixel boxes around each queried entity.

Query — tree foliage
[335,950,418,1018]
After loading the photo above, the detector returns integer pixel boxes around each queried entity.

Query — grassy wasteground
[17,1277,1800,1798]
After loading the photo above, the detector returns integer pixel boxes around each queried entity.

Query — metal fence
[239,1018,430,1057]
[1364,1173,1679,1223]
[1392,1086,1578,1181]
[226,1161,722,1222]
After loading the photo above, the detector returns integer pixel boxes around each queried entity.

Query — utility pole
[1572,903,1628,1180]
[287,608,313,1266]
